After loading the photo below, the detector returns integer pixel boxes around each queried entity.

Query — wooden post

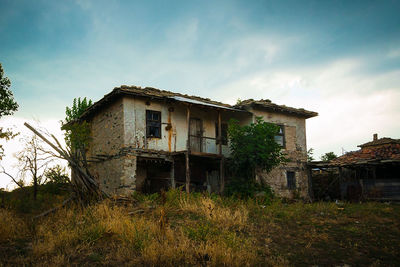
[171,160,175,189]
[339,167,344,200]
[307,165,314,202]
[186,105,191,193]
[218,110,222,155]
[220,157,225,194]
[372,166,377,180]
[218,110,224,194]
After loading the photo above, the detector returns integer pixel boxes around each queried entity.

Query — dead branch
[0,165,24,189]
[33,195,74,219]
[24,122,108,204]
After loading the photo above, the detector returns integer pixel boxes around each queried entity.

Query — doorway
[189,118,203,152]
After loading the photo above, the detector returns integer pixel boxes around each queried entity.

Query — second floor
[79,86,317,159]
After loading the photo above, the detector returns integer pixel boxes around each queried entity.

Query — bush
[225,176,274,204]
[226,117,286,199]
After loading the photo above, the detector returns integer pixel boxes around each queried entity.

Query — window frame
[274,124,285,149]
[286,171,296,190]
[146,110,161,139]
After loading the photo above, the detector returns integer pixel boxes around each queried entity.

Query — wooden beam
[218,110,222,155]
[338,167,344,200]
[218,110,224,194]
[186,105,191,193]
[171,160,176,189]
[307,165,314,202]
[220,156,225,195]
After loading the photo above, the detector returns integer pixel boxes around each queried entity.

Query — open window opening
[146,110,161,138]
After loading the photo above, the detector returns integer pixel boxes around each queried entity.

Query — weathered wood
[186,105,191,193]
[220,157,225,194]
[33,195,74,219]
[218,110,222,155]
[24,123,66,159]
[24,122,107,202]
[307,166,314,202]
[171,160,176,189]
[218,110,225,194]
[338,167,344,200]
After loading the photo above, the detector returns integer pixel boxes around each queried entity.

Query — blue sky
[1,0,400,187]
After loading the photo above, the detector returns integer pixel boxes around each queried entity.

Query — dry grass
[1,189,400,266]
[0,209,29,242]
[27,195,259,266]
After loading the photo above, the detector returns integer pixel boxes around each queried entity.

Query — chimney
[373,133,378,141]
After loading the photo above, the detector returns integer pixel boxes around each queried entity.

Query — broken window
[287,171,296,190]
[146,110,161,138]
[215,122,228,145]
[274,125,285,148]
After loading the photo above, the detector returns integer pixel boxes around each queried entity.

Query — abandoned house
[309,134,400,201]
[76,85,318,198]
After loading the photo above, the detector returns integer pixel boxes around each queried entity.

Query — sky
[1,0,399,189]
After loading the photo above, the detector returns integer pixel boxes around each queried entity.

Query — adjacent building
[310,134,400,200]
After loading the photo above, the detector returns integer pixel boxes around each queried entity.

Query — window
[274,125,285,148]
[146,110,161,138]
[215,122,228,145]
[287,171,296,190]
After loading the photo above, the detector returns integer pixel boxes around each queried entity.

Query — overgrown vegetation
[0,62,19,160]
[226,117,286,199]
[63,97,93,162]
[0,187,399,266]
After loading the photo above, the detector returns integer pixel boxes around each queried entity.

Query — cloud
[213,57,400,159]
[387,48,400,59]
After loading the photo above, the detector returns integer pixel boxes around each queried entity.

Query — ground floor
[88,149,310,199]
[88,149,224,196]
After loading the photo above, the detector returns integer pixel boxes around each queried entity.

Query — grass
[0,187,399,266]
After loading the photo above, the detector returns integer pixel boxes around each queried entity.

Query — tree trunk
[33,175,38,201]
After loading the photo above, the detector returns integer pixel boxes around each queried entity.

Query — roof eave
[236,103,318,118]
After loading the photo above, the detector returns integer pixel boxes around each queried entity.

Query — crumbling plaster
[123,97,235,155]
[250,108,309,198]
[86,96,311,198]
[86,98,136,195]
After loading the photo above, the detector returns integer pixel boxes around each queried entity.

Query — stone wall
[250,108,310,199]
[86,97,136,195]
[85,95,311,198]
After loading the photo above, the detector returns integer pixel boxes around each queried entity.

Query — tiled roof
[329,142,400,166]
[74,86,244,123]
[234,99,318,118]
[358,137,400,148]
[117,85,233,108]
[71,85,317,122]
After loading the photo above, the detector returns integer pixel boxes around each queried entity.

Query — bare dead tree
[24,122,107,206]
[0,164,24,189]
[15,134,55,200]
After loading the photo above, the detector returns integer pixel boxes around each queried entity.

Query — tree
[320,152,337,162]
[63,97,93,166]
[44,165,70,184]
[65,97,92,123]
[307,148,315,162]
[16,135,54,200]
[226,117,287,197]
[0,63,19,160]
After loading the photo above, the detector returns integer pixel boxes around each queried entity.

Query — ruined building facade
[77,86,317,198]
